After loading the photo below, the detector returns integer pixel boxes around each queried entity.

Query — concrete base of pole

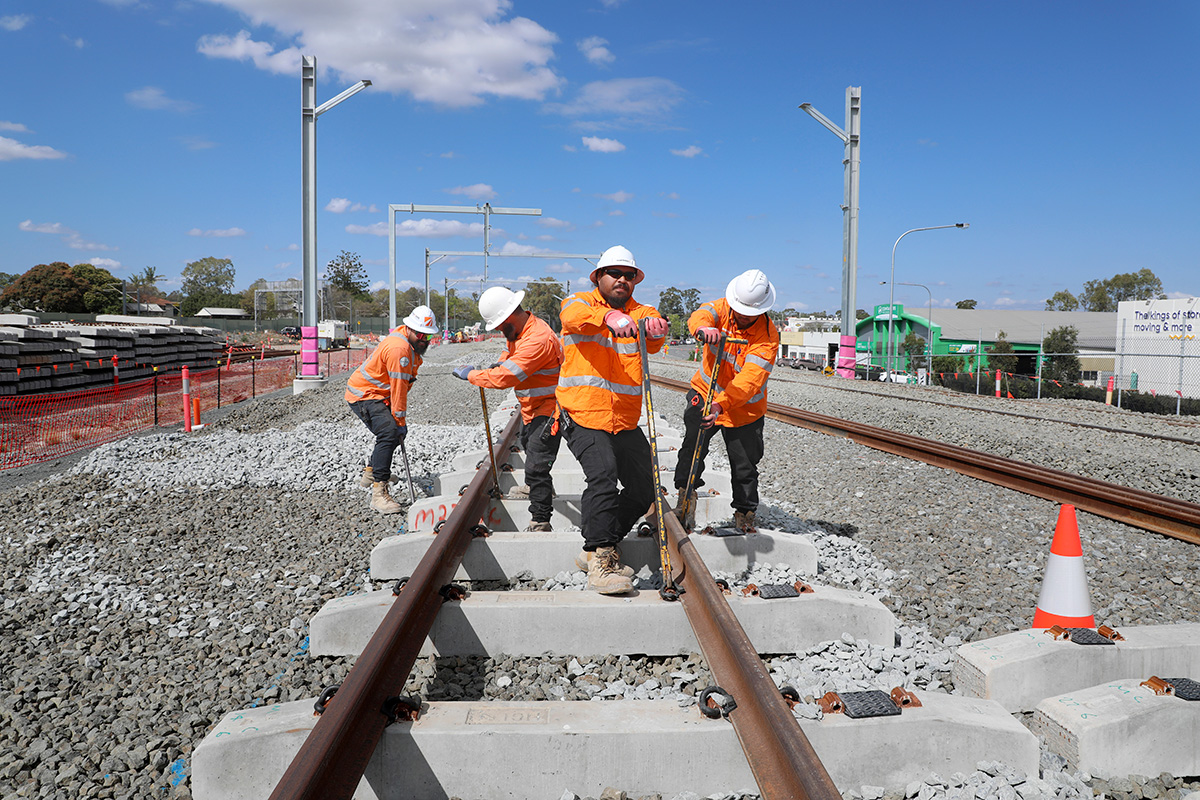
[292,375,328,395]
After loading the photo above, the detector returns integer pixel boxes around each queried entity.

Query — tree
[932,354,966,374]
[955,299,977,309]
[325,250,369,294]
[0,262,87,312]
[1042,325,1081,383]
[985,330,1018,375]
[523,277,566,330]
[855,309,869,320]
[901,331,928,371]
[0,272,17,293]
[658,287,701,337]
[1044,289,1079,312]
[1078,268,1165,312]
[180,257,236,316]
[70,263,122,313]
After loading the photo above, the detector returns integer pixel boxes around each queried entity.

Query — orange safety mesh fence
[0,349,370,471]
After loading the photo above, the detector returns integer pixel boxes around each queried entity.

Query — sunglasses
[602,268,637,281]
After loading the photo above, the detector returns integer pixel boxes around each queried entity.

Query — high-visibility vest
[688,298,779,427]
[557,288,665,433]
[468,314,563,424]
[345,326,421,424]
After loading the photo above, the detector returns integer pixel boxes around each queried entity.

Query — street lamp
[299,55,370,385]
[881,280,932,375]
[886,224,968,376]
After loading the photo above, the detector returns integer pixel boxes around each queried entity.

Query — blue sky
[2,0,1198,317]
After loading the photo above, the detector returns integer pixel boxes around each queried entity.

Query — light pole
[300,55,370,383]
[886,224,968,376]
[882,280,932,375]
[800,87,860,379]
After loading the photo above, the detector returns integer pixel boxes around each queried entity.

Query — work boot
[575,548,634,577]
[370,481,403,514]
[733,510,757,533]
[508,484,531,499]
[676,489,698,530]
[526,521,553,532]
[586,546,634,595]
[359,466,399,488]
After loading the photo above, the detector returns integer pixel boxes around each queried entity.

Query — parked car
[280,326,301,338]
[776,357,796,368]
[792,358,821,371]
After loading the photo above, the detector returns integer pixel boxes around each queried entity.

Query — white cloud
[196,1,563,108]
[64,35,85,49]
[1,15,31,31]
[445,183,497,201]
[562,144,577,152]
[286,243,300,251]
[126,86,197,113]
[326,197,367,213]
[583,136,624,153]
[66,236,115,251]
[577,36,614,66]
[440,151,456,158]
[536,217,574,230]
[671,145,702,158]
[90,258,122,269]
[545,78,684,125]
[187,227,247,237]
[609,210,625,216]
[0,136,67,161]
[993,297,1019,307]
[19,220,68,235]
[0,122,29,132]
[347,218,486,238]
[496,241,550,256]
[597,190,633,203]
[662,191,680,199]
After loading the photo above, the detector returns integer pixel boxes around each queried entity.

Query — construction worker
[452,287,564,532]
[675,269,779,533]
[346,305,440,514]
[558,245,669,594]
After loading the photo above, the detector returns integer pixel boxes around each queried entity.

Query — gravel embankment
[2,341,1199,800]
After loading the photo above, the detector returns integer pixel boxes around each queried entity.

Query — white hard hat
[591,244,644,285]
[402,304,440,334]
[725,269,776,316]
[478,286,525,331]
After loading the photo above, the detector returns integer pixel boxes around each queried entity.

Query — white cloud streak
[671,145,702,158]
[197,1,563,108]
[1,15,31,31]
[0,136,67,161]
[445,183,497,201]
[582,136,624,153]
[597,190,633,203]
[126,86,198,113]
[188,227,247,237]
[347,218,486,237]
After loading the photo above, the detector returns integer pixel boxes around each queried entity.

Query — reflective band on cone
[1032,504,1095,628]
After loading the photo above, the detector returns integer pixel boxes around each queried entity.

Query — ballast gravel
[1,341,1199,800]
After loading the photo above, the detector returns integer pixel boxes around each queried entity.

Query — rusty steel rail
[268,412,521,800]
[662,508,841,800]
[652,375,1200,545]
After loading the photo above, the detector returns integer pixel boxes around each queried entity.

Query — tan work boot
[359,466,399,488]
[575,548,634,577]
[370,481,403,514]
[526,521,553,532]
[733,509,757,533]
[586,546,634,595]
[676,489,698,530]
[508,484,531,499]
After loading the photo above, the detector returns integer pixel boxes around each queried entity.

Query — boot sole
[575,552,634,577]
[588,582,633,595]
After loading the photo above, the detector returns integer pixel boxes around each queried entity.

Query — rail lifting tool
[638,318,681,601]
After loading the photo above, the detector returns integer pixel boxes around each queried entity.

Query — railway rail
[649,375,1200,546]
[268,408,839,800]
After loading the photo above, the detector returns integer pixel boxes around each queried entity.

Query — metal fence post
[153,370,159,426]
[1037,324,1044,400]
[975,328,983,395]
[252,358,256,398]
[1178,334,1186,416]
[217,362,222,408]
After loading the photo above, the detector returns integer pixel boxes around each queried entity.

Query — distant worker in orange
[558,245,669,594]
[676,269,779,533]
[345,305,440,514]
[453,287,565,531]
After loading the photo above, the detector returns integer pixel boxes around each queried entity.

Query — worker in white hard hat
[345,305,440,514]
[452,287,564,531]
[557,244,669,594]
[675,269,779,533]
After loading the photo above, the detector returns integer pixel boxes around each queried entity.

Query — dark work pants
[348,399,403,484]
[563,417,654,550]
[519,415,562,523]
[674,388,765,514]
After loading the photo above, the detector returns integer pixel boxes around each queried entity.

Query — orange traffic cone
[1032,504,1095,628]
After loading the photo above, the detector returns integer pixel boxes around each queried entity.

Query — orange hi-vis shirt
[467,313,564,424]
[344,326,422,424]
[557,288,665,434]
[688,298,780,428]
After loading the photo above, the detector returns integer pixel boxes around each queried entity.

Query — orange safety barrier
[0,348,371,471]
